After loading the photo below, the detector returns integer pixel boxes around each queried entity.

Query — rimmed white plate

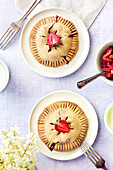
[21,8,90,78]
[29,91,98,160]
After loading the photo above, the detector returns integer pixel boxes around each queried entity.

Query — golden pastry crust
[38,101,88,151]
[29,16,78,67]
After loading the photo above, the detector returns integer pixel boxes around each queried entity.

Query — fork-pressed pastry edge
[29,16,78,67]
[38,101,88,151]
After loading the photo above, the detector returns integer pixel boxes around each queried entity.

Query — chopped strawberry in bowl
[101,46,113,80]
[96,40,113,86]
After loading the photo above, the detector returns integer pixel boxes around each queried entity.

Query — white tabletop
[0,0,113,169]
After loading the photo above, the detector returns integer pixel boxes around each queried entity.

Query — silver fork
[0,0,41,50]
[81,141,108,170]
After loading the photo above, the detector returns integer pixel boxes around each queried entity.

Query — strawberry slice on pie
[55,120,70,133]
[47,33,60,47]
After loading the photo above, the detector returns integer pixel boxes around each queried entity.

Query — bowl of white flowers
[0,126,39,170]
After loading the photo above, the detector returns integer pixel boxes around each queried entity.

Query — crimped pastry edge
[29,16,78,67]
[38,101,88,151]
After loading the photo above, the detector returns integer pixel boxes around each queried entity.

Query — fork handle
[17,0,41,24]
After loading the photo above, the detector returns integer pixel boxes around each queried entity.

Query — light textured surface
[0,0,113,169]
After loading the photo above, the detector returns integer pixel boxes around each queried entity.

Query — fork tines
[0,26,18,50]
[81,141,101,165]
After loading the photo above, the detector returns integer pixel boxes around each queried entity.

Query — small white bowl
[96,40,113,86]
[0,59,9,92]
[104,102,113,134]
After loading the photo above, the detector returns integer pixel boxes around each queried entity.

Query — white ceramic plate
[21,8,90,78]
[29,91,98,160]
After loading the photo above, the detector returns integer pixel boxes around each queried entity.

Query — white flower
[10,125,20,135]
[0,126,39,170]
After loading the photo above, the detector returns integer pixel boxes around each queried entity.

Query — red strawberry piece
[103,47,113,58]
[109,59,113,62]
[106,62,111,67]
[101,64,106,68]
[107,64,113,70]
[101,60,106,64]
[106,72,112,78]
[47,33,60,47]
[102,57,111,62]
[109,55,113,59]
[101,68,111,71]
[106,47,112,53]
[55,120,69,133]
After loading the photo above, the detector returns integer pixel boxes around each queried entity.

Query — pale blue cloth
[0,0,113,169]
